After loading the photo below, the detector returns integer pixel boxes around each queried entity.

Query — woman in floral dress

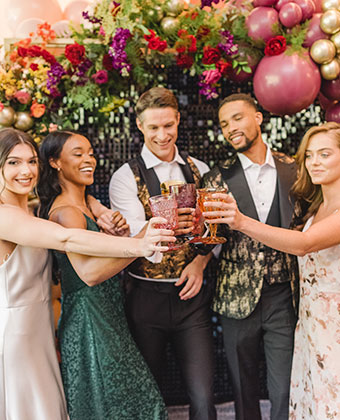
[203,121,340,420]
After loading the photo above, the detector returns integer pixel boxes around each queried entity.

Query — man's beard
[233,130,259,153]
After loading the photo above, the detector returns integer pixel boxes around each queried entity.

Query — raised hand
[96,209,130,236]
[203,192,243,230]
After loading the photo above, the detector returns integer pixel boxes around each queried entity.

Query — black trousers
[219,282,297,420]
[126,276,216,420]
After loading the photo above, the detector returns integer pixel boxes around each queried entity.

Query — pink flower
[0,102,4,112]
[91,70,108,84]
[202,68,222,85]
[99,26,106,37]
[14,90,32,105]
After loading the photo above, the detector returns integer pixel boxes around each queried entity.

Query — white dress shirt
[237,145,277,223]
[109,144,210,236]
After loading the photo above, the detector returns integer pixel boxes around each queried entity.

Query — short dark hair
[218,93,258,113]
[135,87,178,120]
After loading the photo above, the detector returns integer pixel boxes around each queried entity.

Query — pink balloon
[253,0,278,6]
[279,2,303,27]
[246,7,280,43]
[63,0,90,24]
[325,102,340,122]
[303,13,329,47]
[4,0,63,31]
[318,92,336,111]
[312,0,323,13]
[275,0,292,9]
[321,77,340,101]
[253,51,321,115]
[293,0,315,21]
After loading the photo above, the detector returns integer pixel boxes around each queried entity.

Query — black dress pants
[126,277,216,420]
[219,282,297,420]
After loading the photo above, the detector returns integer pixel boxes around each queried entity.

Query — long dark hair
[0,128,40,197]
[37,130,75,219]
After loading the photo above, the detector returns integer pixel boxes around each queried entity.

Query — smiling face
[0,143,39,197]
[136,107,180,162]
[305,132,340,186]
[53,134,96,186]
[218,100,263,153]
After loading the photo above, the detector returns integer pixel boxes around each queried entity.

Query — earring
[57,167,61,172]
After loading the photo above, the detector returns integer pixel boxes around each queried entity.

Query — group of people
[0,86,339,420]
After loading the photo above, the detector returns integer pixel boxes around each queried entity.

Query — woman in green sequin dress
[38,131,168,420]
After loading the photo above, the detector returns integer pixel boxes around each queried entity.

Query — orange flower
[30,101,46,118]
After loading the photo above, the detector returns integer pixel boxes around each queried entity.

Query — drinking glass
[197,187,227,244]
[160,180,185,195]
[148,193,182,251]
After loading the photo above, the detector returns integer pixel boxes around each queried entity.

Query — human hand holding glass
[197,187,228,244]
[148,193,183,251]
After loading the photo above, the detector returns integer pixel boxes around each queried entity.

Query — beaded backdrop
[71,67,324,405]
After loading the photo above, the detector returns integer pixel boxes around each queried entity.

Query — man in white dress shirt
[196,93,299,420]
[109,87,216,420]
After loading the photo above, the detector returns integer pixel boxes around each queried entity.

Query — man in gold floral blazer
[197,93,299,420]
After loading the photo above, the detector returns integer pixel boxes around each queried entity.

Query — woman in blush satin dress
[203,122,340,420]
[0,128,173,420]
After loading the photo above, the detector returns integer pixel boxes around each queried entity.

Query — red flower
[216,60,232,75]
[17,47,28,57]
[264,36,286,57]
[187,35,197,53]
[102,54,113,71]
[196,26,211,40]
[202,46,221,65]
[41,49,56,64]
[176,46,186,54]
[144,30,156,42]
[30,63,39,71]
[65,43,86,66]
[148,37,167,52]
[176,53,194,69]
[27,45,42,57]
[178,29,188,38]
[92,70,108,84]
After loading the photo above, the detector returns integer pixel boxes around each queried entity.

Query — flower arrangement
[0,0,330,138]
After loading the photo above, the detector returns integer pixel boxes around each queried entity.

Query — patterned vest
[128,152,202,279]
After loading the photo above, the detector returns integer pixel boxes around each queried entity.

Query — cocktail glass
[148,193,182,251]
[197,187,227,244]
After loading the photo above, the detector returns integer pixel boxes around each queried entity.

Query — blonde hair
[292,121,340,221]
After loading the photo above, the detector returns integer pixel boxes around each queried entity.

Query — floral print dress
[290,217,340,419]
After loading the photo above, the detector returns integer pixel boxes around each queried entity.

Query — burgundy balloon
[246,7,280,43]
[253,0,278,5]
[253,51,321,115]
[275,0,291,9]
[318,92,336,111]
[325,102,340,122]
[228,45,261,83]
[312,0,323,13]
[293,0,315,21]
[279,2,303,27]
[321,77,340,101]
[303,13,329,47]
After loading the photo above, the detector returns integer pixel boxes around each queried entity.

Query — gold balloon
[310,39,336,63]
[320,10,340,34]
[331,31,340,53]
[322,0,340,12]
[160,16,180,36]
[146,5,164,22]
[164,0,185,16]
[321,58,340,79]
[14,112,34,131]
[0,106,16,127]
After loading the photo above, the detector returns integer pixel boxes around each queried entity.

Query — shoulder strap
[128,156,161,197]
[179,151,195,184]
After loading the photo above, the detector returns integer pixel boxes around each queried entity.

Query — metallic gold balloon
[164,0,185,16]
[147,5,164,22]
[322,0,340,12]
[14,112,34,131]
[160,16,180,36]
[321,58,340,79]
[320,10,340,34]
[331,31,340,53]
[310,39,336,63]
[0,106,16,127]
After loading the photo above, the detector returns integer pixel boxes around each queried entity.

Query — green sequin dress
[54,215,168,420]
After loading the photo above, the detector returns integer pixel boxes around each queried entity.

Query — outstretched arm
[0,205,174,263]
[203,193,340,256]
